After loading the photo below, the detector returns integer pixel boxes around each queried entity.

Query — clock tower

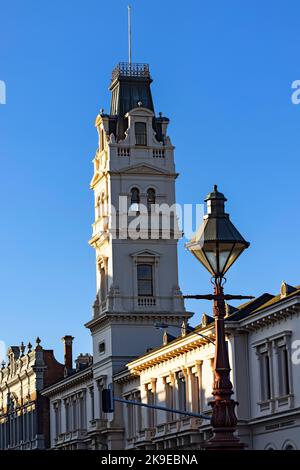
[85,62,191,447]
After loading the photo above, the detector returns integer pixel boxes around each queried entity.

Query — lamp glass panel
[189,244,215,276]
[216,244,232,274]
[201,239,227,276]
[222,243,246,275]
[203,241,240,276]
[204,247,218,274]
[188,239,248,277]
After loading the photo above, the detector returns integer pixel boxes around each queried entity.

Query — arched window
[284,442,296,450]
[135,122,147,146]
[130,187,140,212]
[265,444,276,450]
[147,188,156,210]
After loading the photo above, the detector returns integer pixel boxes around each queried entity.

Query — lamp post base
[201,433,245,450]
[201,398,245,450]
[184,283,250,451]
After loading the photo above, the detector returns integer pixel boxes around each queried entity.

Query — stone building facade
[0,337,66,449]
[115,282,300,450]
[41,60,300,451]
[43,282,300,450]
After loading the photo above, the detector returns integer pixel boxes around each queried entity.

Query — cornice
[127,331,215,374]
[85,311,191,332]
[41,367,93,397]
[232,302,300,333]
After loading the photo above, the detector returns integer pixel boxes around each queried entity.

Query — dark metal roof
[106,62,167,143]
[191,187,249,245]
[227,293,274,321]
[205,184,227,202]
[200,217,249,243]
[109,62,154,118]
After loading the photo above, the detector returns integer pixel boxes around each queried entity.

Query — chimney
[61,335,74,374]
[75,353,93,372]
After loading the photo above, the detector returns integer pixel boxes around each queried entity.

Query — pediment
[125,107,155,117]
[117,163,169,176]
[130,249,161,258]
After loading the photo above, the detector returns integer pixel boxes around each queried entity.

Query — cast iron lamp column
[185,186,252,450]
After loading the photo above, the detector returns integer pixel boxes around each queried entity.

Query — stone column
[195,360,203,412]
[86,387,94,428]
[133,391,141,435]
[79,391,86,430]
[162,377,169,423]
[142,383,150,429]
[151,378,157,427]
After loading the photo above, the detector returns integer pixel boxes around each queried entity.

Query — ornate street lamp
[185,185,252,450]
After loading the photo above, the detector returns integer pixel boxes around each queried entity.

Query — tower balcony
[137,297,157,309]
[111,62,150,82]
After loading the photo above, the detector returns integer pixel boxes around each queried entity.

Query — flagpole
[128,5,132,65]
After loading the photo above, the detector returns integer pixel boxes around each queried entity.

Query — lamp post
[185,185,252,450]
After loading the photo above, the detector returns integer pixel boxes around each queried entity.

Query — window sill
[275,394,294,410]
[257,399,274,412]
[257,394,294,413]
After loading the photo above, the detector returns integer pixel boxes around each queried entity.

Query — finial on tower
[20,342,25,356]
[128,5,132,65]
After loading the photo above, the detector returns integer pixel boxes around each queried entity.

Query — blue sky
[0,0,299,362]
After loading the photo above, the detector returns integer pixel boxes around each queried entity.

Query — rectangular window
[79,396,86,430]
[278,346,290,396]
[135,122,147,146]
[147,388,155,428]
[54,405,61,437]
[137,264,153,296]
[73,399,78,431]
[100,267,106,301]
[165,380,174,422]
[126,399,134,438]
[177,372,187,412]
[90,388,95,421]
[260,353,271,401]
[98,258,108,309]
[126,391,141,439]
[65,402,70,432]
